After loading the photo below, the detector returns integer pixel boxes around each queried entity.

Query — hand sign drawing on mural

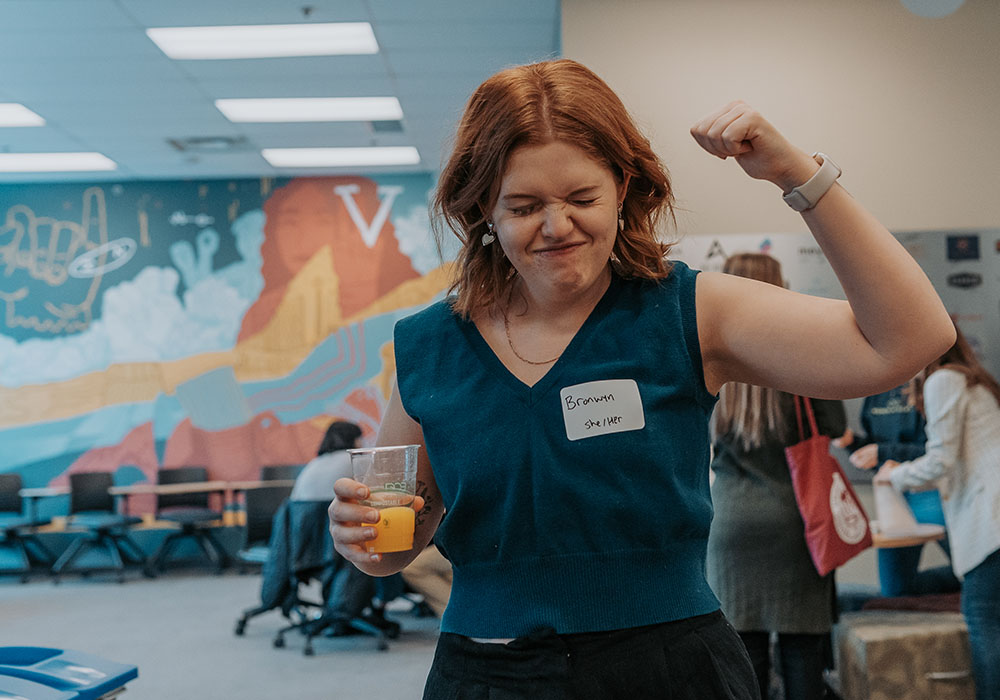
[0,187,135,334]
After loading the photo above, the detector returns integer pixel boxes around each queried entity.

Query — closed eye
[509,204,538,216]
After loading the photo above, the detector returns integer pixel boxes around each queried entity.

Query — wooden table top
[20,479,297,499]
[871,523,946,549]
[108,479,295,496]
[18,486,70,498]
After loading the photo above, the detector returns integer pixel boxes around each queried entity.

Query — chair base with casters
[0,517,56,583]
[233,499,325,637]
[51,514,153,583]
[149,511,230,574]
[234,587,320,637]
[273,598,401,655]
[272,564,404,654]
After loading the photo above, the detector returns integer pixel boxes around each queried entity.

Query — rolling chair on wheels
[149,467,229,574]
[0,473,56,582]
[235,482,294,575]
[51,472,150,583]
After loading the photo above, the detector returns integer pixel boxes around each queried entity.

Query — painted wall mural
[0,174,451,512]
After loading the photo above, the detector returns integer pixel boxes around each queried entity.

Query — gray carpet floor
[1,569,439,699]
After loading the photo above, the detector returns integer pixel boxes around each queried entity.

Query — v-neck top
[394,261,719,637]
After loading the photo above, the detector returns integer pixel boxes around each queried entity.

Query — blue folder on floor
[0,647,137,700]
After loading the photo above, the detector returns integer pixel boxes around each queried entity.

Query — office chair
[0,473,56,582]
[149,466,229,574]
[51,472,150,583]
[235,483,293,574]
[260,464,305,481]
[268,500,402,654]
[273,561,405,654]
[235,498,327,637]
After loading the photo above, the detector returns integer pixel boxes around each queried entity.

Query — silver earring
[482,221,496,246]
[617,204,624,232]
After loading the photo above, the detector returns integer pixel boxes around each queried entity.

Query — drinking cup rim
[347,444,420,455]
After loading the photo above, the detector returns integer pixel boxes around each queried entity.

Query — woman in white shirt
[877,322,1000,700]
[291,421,362,502]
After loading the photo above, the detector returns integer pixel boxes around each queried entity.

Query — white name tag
[560,379,645,441]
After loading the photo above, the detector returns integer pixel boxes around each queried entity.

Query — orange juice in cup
[365,492,416,553]
[349,445,419,554]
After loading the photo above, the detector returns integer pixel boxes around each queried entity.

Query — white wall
[563,0,1000,238]
[564,0,993,589]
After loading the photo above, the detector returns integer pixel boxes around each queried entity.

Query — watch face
[783,189,811,212]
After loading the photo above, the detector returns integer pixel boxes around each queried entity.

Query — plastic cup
[348,444,419,553]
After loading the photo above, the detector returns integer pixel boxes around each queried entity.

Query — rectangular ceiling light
[216,97,402,123]
[0,103,45,127]
[261,146,420,168]
[147,22,378,60]
[0,153,117,172]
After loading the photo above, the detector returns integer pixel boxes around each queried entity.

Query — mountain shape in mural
[162,410,324,481]
[61,422,159,484]
[238,176,420,342]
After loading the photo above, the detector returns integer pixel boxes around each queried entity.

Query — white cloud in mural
[393,203,446,275]
[0,211,266,388]
[102,267,186,362]
[167,275,249,359]
[0,317,112,387]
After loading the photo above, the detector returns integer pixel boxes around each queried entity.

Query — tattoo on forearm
[415,479,434,526]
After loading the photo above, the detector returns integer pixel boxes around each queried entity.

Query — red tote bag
[785,396,872,576]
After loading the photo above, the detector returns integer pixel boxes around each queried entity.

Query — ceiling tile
[0,0,134,30]
[366,0,559,23]
[118,0,371,27]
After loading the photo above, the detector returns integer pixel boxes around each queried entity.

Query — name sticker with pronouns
[560,379,645,441]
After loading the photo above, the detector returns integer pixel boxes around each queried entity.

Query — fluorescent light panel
[0,153,117,172]
[0,103,45,127]
[216,97,402,123]
[261,147,420,168]
[147,22,378,60]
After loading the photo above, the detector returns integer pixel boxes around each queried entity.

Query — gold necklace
[502,311,560,365]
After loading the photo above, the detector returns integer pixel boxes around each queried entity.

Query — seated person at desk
[876,321,1000,700]
[835,383,959,596]
[287,420,379,628]
[291,421,363,503]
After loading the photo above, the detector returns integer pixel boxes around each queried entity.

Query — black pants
[423,610,759,700]
[738,631,829,700]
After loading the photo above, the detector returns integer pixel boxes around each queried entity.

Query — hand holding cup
[329,444,421,563]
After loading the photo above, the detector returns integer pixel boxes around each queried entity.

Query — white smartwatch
[782,152,841,212]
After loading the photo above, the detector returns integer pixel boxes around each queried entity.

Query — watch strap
[783,152,841,212]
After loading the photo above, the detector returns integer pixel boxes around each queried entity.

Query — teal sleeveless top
[394,261,719,637]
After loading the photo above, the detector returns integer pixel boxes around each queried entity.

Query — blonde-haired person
[876,322,1000,700]
[708,253,847,700]
[330,58,954,699]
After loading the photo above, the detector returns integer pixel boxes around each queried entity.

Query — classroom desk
[109,480,230,519]
[20,480,296,526]
[107,480,230,499]
[870,522,946,549]
[109,479,296,524]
